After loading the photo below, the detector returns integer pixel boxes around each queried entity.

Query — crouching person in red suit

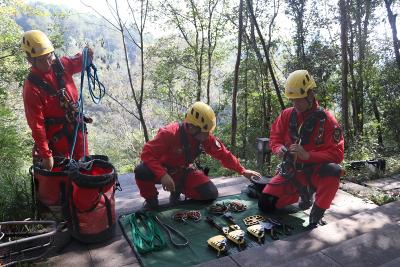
[259,70,345,229]
[134,101,261,209]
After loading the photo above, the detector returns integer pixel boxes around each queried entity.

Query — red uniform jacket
[23,53,83,159]
[141,122,246,179]
[269,101,344,164]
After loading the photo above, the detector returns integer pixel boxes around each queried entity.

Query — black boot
[143,197,159,210]
[169,192,182,206]
[307,204,326,230]
[298,186,314,210]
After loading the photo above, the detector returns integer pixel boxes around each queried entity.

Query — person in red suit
[21,30,93,170]
[258,70,344,229]
[134,101,261,209]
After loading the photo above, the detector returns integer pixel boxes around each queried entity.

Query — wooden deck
[47,173,400,266]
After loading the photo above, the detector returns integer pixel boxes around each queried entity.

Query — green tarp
[119,193,309,267]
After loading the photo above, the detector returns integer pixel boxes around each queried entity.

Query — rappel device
[223,213,264,243]
[206,216,245,248]
[207,235,227,256]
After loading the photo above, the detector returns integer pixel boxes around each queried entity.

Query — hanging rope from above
[70,47,106,160]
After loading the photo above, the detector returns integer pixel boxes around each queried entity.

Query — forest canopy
[1,0,400,220]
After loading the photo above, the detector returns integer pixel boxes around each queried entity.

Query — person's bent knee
[319,163,342,177]
[134,162,156,181]
[258,193,278,212]
[195,181,218,200]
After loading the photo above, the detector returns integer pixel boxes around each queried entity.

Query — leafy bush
[370,192,399,206]
[0,105,33,220]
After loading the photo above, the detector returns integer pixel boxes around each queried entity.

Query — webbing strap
[129,212,166,254]
[178,123,191,166]
[289,107,327,145]
[178,123,202,165]
[176,123,202,192]
[28,74,57,96]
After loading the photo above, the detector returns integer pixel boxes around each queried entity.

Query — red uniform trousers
[263,164,340,209]
[136,168,214,200]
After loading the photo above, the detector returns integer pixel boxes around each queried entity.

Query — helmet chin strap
[187,123,202,137]
[305,97,312,109]
[304,91,315,111]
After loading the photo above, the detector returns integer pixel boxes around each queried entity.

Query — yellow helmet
[21,30,54,58]
[185,102,216,133]
[284,70,316,99]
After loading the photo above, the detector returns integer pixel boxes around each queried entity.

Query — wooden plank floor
[48,173,379,267]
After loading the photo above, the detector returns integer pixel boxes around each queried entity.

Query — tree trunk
[384,0,400,69]
[354,0,372,135]
[242,44,249,158]
[339,0,350,142]
[231,0,244,152]
[206,0,220,105]
[117,0,149,142]
[371,96,383,148]
[246,0,285,110]
[348,12,358,138]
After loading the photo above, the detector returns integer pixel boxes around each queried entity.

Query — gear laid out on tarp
[222,212,265,244]
[208,200,247,215]
[172,210,202,222]
[119,193,309,267]
[206,216,245,248]
[207,234,227,256]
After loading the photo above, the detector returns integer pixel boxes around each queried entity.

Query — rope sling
[129,211,189,253]
[129,211,166,254]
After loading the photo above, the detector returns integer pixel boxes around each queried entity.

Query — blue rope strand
[69,47,105,160]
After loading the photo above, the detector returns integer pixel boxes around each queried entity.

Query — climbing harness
[289,107,326,146]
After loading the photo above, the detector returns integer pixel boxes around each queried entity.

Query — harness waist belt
[295,163,315,170]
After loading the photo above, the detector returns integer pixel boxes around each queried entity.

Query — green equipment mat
[119,193,309,267]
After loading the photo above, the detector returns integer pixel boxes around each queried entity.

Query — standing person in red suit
[258,70,344,229]
[21,30,93,170]
[134,101,262,209]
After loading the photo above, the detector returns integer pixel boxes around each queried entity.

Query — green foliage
[0,173,33,221]
[379,62,400,148]
[0,0,28,94]
[0,105,32,220]
[370,191,399,206]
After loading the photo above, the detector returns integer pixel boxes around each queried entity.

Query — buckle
[296,163,305,169]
